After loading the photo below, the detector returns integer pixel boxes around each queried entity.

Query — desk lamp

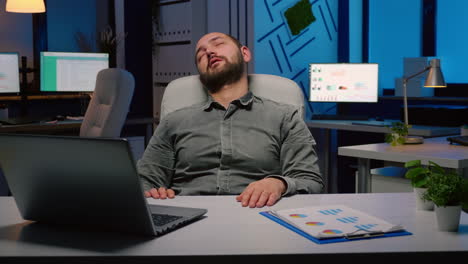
[6,0,46,13]
[402,58,446,144]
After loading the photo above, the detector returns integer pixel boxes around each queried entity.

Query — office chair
[80,68,135,138]
[160,74,305,120]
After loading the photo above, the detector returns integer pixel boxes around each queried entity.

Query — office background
[0,0,467,194]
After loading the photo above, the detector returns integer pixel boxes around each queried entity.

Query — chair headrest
[161,74,304,120]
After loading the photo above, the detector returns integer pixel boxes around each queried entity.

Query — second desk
[338,136,468,193]
[306,119,460,193]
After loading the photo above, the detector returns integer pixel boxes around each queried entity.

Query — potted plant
[385,121,409,146]
[422,164,468,232]
[75,25,127,68]
[404,160,435,210]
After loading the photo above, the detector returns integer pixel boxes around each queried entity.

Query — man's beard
[199,53,245,94]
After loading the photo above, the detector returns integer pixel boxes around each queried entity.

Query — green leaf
[404,160,421,168]
[405,167,430,187]
[414,177,428,188]
[428,161,445,174]
[384,134,392,144]
[396,137,405,145]
[424,169,466,206]
[405,167,427,179]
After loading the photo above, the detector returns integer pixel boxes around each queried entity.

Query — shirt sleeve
[136,118,176,191]
[277,107,324,195]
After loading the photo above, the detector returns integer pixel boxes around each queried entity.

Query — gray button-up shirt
[137,91,323,196]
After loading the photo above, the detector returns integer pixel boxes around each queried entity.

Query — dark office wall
[123,0,153,118]
[368,0,422,92]
[2,0,111,93]
[253,0,340,120]
[45,0,153,118]
[369,0,468,91]
[0,1,34,80]
[46,0,98,52]
[33,0,154,118]
[437,0,468,84]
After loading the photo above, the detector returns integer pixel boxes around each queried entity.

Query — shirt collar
[237,91,254,107]
[203,91,255,111]
[202,96,217,111]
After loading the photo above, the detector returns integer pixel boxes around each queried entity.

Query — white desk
[0,193,467,263]
[338,136,468,193]
[306,120,460,193]
[307,120,460,137]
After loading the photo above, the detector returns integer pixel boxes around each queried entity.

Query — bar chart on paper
[260,205,411,243]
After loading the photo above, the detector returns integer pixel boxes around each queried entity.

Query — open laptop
[0,134,207,236]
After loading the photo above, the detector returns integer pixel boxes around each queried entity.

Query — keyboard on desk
[351,121,393,127]
[447,135,468,146]
[312,114,369,121]
[151,213,183,227]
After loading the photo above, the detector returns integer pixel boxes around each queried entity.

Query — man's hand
[236,177,286,208]
[144,187,175,199]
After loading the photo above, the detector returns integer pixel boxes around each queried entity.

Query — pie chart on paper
[289,214,307,218]
[322,229,343,235]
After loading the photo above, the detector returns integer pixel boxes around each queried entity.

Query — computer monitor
[0,52,20,94]
[309,63,379,102]
[40,52,109,92]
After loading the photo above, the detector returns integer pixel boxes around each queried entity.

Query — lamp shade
[424,59,446,88]
[6,0,46,13]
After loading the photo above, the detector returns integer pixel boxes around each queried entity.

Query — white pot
[389,133,403,146]
[435,205,462,232]
[461,126,468,136]
[414,187,434,211]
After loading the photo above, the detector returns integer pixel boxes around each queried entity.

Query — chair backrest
[161,74,304,120]
[80,68,135,138]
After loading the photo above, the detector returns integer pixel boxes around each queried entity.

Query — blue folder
[260,211,412,244]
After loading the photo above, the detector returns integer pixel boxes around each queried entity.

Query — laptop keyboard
[151,213,183,226]
[447,135,468,146]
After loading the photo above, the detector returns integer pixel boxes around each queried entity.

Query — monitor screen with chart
[0,52,20,94]
[40,52,109,92]
[309,63,379,102]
